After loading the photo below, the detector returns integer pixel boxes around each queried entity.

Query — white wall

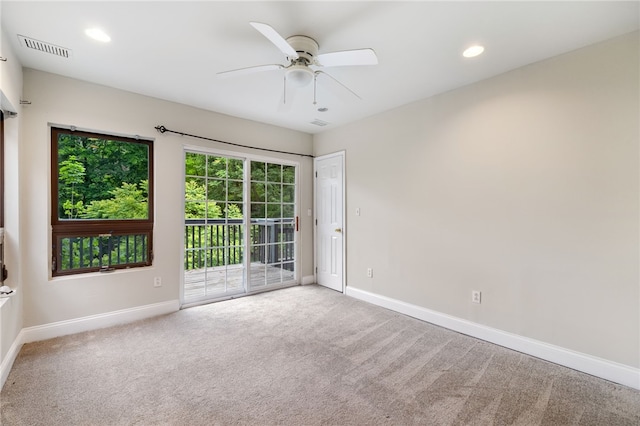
[20,69,313,328]
[0,25,24,376]
[314,32,639,369]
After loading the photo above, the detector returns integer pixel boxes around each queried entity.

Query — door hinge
[315,219,317,226]
[315,171,317,178]
[315,267,317,273]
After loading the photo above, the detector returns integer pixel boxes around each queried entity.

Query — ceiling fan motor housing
[285,35,319,64]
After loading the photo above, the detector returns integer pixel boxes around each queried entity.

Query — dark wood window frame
[51,127,154,276]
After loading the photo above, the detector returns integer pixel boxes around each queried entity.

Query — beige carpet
[2,285,639,425]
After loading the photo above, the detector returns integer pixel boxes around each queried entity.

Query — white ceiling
[2,1,638,134]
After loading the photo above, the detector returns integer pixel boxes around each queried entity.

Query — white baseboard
[301,275,315,285]
[1,328,25,390]
[346,286,640,390]
[21,300,180,344]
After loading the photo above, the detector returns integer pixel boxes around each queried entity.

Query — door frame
[313,151,346,293]
[180,144,301,307]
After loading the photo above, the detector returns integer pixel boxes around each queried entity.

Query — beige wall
[20,69,313,328]
[314,32,640,368]
[0,26,24,367]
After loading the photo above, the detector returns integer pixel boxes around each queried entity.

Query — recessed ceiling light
[463,45,484,58]
[85,28,111,43]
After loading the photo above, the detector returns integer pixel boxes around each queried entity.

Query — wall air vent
[310,119,329,127]
[18,35,72,58]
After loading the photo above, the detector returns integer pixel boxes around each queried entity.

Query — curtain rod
[154,125,314,158]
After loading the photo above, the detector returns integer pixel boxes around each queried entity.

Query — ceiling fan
[218,22,378,105]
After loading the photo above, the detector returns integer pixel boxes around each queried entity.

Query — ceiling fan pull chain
[313,74,318,105]
[283,75,287,104]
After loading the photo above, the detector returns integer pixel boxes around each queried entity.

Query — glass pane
[282,262,295,281]
[251,161,265,181]
[206,224,225,248]
[281,243,295,262]
[266,265,282,285]
[207,179,226,201]
[250,264,266,287]
[282,165,295,184]
[227,246,244,266]
[207,248,225,267]
[251,203,265,219]
[251,224,266,246]
[282,184,295,203]
[57,133,149,220]
[185,202,206,219]
[266,183,281,203]
[282,204,294,219]
[281,222,295,242]
[251,245,266,264]
[251,182,265,202]
[208,156,227,179]
[228,158,244,180]
[185,152,206,176]
[206,202,222,219]
[206,268,226,293]
[267,204,281,219]
[227,181,243,202]
[225,223,243,246]
[225,203,243,219]
[267,163,282,182]
[266,224,280,243]
[185,177,206,201]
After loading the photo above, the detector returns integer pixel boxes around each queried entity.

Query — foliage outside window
[184,153,244,272]
[51,127,153,276]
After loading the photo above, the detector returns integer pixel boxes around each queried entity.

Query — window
[51,127,153,276]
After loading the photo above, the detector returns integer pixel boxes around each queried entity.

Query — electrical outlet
[472,290,481,304]
[367,268,373,278]
[154,277,162,288]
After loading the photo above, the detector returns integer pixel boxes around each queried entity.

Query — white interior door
[315,152,344,292]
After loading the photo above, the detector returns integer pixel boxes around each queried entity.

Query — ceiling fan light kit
[219,22,378,107]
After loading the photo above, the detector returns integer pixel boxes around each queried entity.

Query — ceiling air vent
[310,119,329,127]
[18,35,72,58]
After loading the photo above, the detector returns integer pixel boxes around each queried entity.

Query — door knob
[335,228,342,233]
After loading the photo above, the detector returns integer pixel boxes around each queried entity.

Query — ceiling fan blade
[217,64,284,78]
[250,22,299,60]
[315,48,378,67]
[315,71,362,100]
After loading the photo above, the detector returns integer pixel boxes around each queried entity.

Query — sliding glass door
[183,150,297,304]
[248,161,296,291]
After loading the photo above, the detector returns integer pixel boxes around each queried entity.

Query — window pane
[207,179,226,201]
[267,163,282,182]
[59,234,148,272]
[282,184,295,203]
[208,156,227,179]
[267,204,281,218]
[266,183,281,203]
[185,202,207,220]
[251,203,265,219]
[56,133,149,220]
[282,204,294,219]
[251,161,265,181]
[251,182,265,202]
[185,177,206,201]
[228,159,244,180]
[282,165,295,184]
[223,203,244,219]
[227,180,243,202]
[185,152,206,176]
